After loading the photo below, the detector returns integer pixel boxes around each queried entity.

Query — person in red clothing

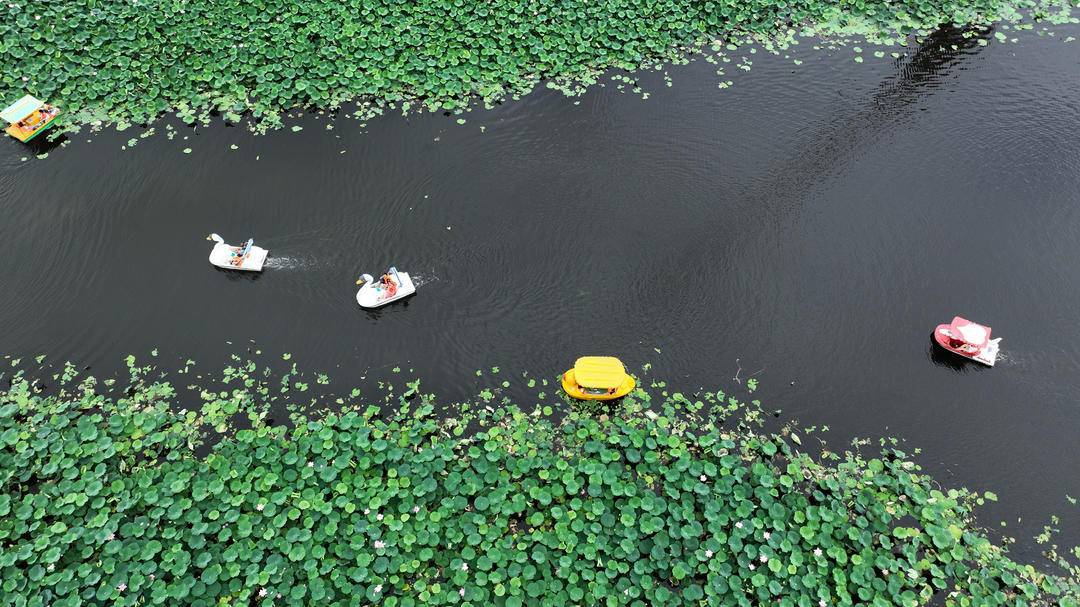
[380,272,397,297]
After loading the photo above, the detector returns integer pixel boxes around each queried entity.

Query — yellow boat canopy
[573,356,628,389]
[1,95,44,124]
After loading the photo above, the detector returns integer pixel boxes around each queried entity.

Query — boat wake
[410,272,438,288]
[263,255,323,270]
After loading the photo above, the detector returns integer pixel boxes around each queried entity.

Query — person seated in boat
[949,338,979,354]
[229,240,252,265]
[16,107,53,132]
[380,272,398,297]
[15,117,37,133]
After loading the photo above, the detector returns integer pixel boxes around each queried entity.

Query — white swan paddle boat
[208,233,269,272]
[356,267,416,308]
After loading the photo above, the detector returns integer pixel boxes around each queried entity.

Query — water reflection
[890,25,991,93]
[362,298,415,320]
[24,132,68,155]
[213,268,264,283]
[762,25,992,210]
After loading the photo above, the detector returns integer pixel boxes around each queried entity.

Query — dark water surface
[2,27,1080,558]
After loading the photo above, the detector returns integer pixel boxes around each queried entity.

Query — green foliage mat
[1,360,1078,606]
[1,0,1072,132]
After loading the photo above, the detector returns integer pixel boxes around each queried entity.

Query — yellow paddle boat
[562,356,635,401]
[3,95,59,143]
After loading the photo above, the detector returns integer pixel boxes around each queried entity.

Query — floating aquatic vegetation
[0,0,1075,137]
[1,357,1079,605]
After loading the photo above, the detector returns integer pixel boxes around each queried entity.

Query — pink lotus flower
[700,475,707,482]
[459,588,465,597]
[412,506,420,513]
[819,601,826,607]
[374,540,386,549]
[117,583,127,592]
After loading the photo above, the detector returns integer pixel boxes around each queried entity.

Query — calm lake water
[2,25,1079,559]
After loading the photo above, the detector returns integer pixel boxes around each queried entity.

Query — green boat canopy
[1,95,43,124]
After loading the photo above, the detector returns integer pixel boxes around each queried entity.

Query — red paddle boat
[933,316,1001,366]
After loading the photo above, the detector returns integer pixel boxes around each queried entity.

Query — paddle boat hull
[356,269,416,308]
[2,96,59,143]
[5,113,57,142]
[933,316,1001,366]
[562,370,634,400]
[562,356,635,400]
[208,234,268,272]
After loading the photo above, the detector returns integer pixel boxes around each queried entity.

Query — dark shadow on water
[24,132,69,155]
[645,24,995,313]
[213,268,264,282]
[761,24,994,211]
[362,296,414,319]
[927,335,987,373]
